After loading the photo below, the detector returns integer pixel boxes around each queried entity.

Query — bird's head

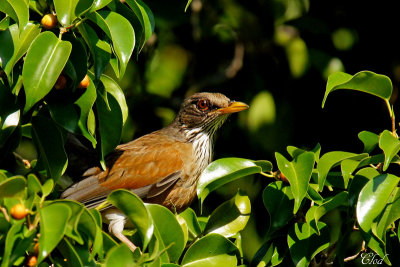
[175,92,248,138]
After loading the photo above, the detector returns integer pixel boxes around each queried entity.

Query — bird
[61,92,248,251]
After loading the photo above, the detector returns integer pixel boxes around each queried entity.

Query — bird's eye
[197,99,209,111]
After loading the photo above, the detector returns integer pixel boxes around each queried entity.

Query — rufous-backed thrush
[62,92,248,251]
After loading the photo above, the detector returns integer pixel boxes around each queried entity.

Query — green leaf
[357,174,400,234]
[125,0,154,52]
[78,23,111,80]
[348,167,379,206]
[147,204,185,263]
[31,116,68,181]
[101,74,128,124]
[305,192,348,234]
[87,11,135,78]
[107,189,154,250]
[374,187,400,244]
[104,244,134,266]
[179,208,202,239]
[181,234,239,267]
[287,222,330,267]
[0,23,41,79]
[89,0,113,12]
[4,0,29,33]
[63,34,88,86]
[197,158,267,207]
[57,238,84,267]
[263,181,294,234]
[185,0,193,12]
[358,131,379,153]
[96,92,123,169]
[75,74,97,146]
[38,203,72,263]
[379,130,400,171]
[27,173,42,197]
[0,175,26,198]
[47,102,80,133]
[275,152,314,213]
[204,190,251,238]
[53,0,92,26]
[22,31,72,113]
[1,220,24,267]
[322,71,393,108]
[317,151,367,190]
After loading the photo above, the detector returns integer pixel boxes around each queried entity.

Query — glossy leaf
[374,187,400,243]
[47,103,80,133]
[275,152,314,213]
[379,130,400,171]
[125,0,154,51]
[57,238,84,267]
[75,74,97,146]
[104,244,134,266]
[63,34,88,86]
[317,151,367,190]
[5,0,28,33]
[27,173,42,196]
[22,31,72,113]
[0,175,26,198]
[358,131,379,153]
[357,174,400,233]
[263,181,294,234]
[179,208,202,238]
[1,220,24,267]
[89,0,113,12]
[53,0,92,26]
[38,203,72,262]
[96,93,123,169]
[322,71,392,108]
[287,222,330,267]
[197,158,270,206]
[101,74,128,124]
[107,189,154,250]
[181,234,239,267]
[32,116,68,181]
[204,190,251,238]
[78,23,111,80]
[87,11,135,78]
[348,167,379,206]
[305,192,348,234]
[147,204,185,263]
[0,23,40,78]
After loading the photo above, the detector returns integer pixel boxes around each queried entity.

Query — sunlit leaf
[358,131,379,153]
[197,158,269,207]
[53,0,92,26]
[322,71,392,108]
[38,203,72,263]
[204,190,251,238]
[107,189,154,250]
[0,175,26,198]
[181,234,239,267]
[22,31,72,112]
[287,222,330,267]
[101,74,128,124]
[104,244,134,266]
[379,130,400,171]
[357,174,400,234]
[179,208,202,239]
[275,152,314,213]
[87,11,135,78]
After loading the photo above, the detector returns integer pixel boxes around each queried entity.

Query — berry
[78,74,90,89]
[10,204,29,220]
[54,75,67,90]
[41,14,57,30]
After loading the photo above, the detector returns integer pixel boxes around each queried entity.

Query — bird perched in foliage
[62,92,248,251]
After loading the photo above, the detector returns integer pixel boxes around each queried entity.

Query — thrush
[61,92,248,251]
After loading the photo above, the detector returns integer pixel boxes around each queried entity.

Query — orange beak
[216,101,249,114]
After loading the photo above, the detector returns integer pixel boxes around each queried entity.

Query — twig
[343,241,365,262]
[13,152,31,169]
[0,206,10,222]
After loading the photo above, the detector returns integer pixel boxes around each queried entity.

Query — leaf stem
[385,100,397,137]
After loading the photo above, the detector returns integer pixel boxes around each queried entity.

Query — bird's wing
[61,131,192,208]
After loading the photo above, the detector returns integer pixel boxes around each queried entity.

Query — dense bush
[1,0,400,266]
